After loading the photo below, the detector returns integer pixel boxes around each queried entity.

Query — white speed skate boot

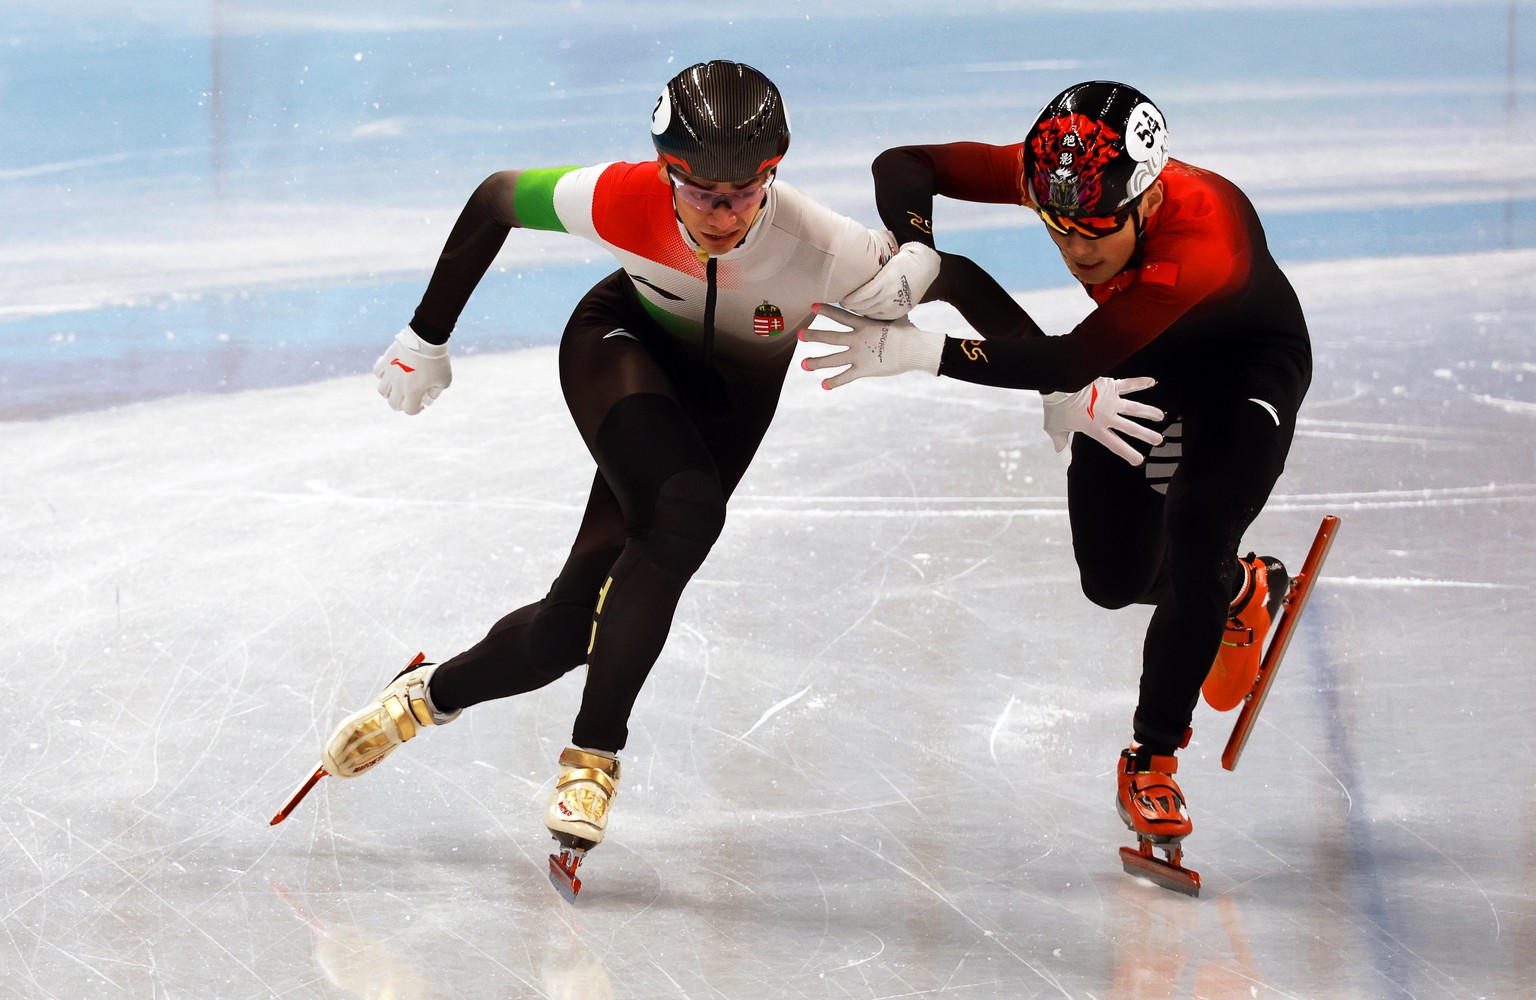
[321,653,461,779]
[545,747,622,901]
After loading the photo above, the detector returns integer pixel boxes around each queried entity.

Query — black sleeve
[925,252,1066,393]
[872,141,1027,252]
[936,334,1107,393]
[925,252,1045,341]
[408,171,521,344]
[870,146,941,249]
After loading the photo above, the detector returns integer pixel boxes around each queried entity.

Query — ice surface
[2,2,1534,997]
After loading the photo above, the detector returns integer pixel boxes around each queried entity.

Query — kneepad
[593,393,727,576]
[645,468,726,577]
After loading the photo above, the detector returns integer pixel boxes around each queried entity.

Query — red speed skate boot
[1117,743,1200,895]
[1202,554,1289,712]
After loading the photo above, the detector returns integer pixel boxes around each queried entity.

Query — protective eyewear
[1034,198,1139,240]
[668,169,773,213]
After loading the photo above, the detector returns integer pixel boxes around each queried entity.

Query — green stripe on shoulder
[512,166,581,233]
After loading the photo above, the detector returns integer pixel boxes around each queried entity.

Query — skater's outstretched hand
[374,327,451,415]
[1042,376,1165,466]
[837,242,939,320]
[798,304,944,389]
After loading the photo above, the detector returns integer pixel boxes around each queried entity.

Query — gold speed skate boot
[546,747,622,900]
[321,653,461,779]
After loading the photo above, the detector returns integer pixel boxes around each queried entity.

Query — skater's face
[1038,180,1164,286]
[659,160,773,256]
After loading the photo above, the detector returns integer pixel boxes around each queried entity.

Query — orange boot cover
[1203,556,1285,711]
[1116,746,1192,843]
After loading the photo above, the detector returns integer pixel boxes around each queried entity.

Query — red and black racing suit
[877,142,1312,753]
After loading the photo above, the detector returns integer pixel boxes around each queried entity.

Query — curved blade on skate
[270,764,329,825]
[1120,839,1201,897]
[1222,515,1340,771]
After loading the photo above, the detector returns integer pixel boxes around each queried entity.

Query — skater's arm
[408,171,526,344]
[927,255,1167,460]
[805,286,1173,393]
[935,300,1158,391]
[925,252,1045,341]
[378,167,578,415]
[870,143,1043,339]
[409,167,588,342]
[871,142,1026,247]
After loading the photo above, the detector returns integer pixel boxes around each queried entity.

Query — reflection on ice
[272,878,618,999]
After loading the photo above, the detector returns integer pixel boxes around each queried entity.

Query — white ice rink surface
[5,257,1536,998]
[4,2,1536,998]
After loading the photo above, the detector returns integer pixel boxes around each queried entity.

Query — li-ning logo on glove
[1088,383,1099,419]
[389,358,416,373]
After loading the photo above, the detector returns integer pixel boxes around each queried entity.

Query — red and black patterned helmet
[1024,81,1169,217]
[651,60,791,182]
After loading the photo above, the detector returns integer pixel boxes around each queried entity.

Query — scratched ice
[2,2,1534,997]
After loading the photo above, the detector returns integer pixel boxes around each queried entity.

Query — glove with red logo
[1042,376,1164,466]
[374,327,451,415]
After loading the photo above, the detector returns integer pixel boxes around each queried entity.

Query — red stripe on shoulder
[590,161,699,272]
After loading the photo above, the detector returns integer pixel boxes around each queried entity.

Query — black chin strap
[1127,200,1152,268]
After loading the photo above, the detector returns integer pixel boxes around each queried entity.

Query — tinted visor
[1033,196,1139,240]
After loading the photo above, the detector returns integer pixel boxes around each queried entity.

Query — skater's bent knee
[1079,578,1141,610]
[645,469,726,576]
[1077,563,1148,609]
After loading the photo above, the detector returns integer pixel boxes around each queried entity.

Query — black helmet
[1024,81,1168,217]
[651,60,791,181]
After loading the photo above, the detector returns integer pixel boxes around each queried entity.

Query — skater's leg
[550,276,787,752]
[566,372,786,749]
[567,391,726,750]
[427,476,626,711]
[1134,367,1300,749]
[1067,425,1169,611]
[427,272,688,719]
[317,277,665,782]
[538,279,783,881]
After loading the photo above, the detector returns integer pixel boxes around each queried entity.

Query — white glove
[838,242,940,320]
[798,304,945,390]
[373,327,451,415]
[1042,375,1165,466]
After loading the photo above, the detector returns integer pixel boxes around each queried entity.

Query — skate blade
[270,764,328,826]
[1222,514,1341,771]
[1120,843,1201,897]
[548,849,584,902]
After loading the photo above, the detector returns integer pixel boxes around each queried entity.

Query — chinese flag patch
[1140,261,1179,287]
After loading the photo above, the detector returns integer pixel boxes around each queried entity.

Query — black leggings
[1068,362,1305,752]
[428,272,789,751]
